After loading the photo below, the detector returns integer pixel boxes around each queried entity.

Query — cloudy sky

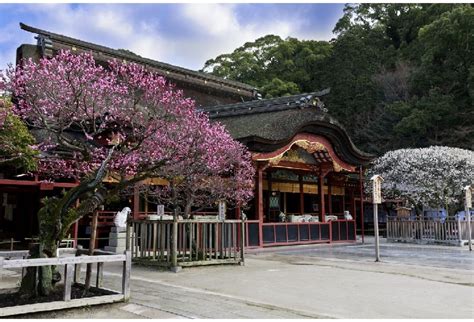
[0,3,345,71]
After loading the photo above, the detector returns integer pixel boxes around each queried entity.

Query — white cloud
[182,4,239,36]
[12,4,171,64]
[175,3,309,69]
[0,4,336,72]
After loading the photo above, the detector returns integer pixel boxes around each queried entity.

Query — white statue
[344,211,353,220]
[114,207,131,229]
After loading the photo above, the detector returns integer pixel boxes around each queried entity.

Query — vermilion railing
[244,219,356,247]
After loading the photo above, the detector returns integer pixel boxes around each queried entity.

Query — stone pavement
[3,237,474,319]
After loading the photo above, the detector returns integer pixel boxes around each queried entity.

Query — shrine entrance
[243,133,366,247]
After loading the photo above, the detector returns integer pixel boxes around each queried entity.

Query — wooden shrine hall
[205,92,373,247]
[1,23,374,250]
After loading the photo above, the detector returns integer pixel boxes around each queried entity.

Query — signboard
[370,175,384,204]
[465,186,472,208]
[157,205,165,216]
[218,200,226,220]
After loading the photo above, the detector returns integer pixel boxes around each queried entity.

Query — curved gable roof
[205,91,374,166]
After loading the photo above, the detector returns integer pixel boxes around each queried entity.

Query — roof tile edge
[19,22,256,97]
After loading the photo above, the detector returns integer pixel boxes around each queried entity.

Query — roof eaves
[20,23,256,95]
[205,89,330,119]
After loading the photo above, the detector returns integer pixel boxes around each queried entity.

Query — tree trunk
[19,148,117,297]
[84,210,98,293]
[20,199,62,297]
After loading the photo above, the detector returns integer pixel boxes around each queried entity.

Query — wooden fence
[387,217,473,246]
[128,219,244,269]
[0,250,131,317]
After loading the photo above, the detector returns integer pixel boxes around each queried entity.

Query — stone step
[108,232,127,239]
[108,238,127,247]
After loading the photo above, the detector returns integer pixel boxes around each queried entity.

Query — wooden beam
[2,254,126,268]
[0,178,78,188]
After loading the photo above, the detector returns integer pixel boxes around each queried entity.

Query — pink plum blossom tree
[140,114,255,217]
[0,50,254,296]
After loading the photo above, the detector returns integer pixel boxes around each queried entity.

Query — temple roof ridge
[19,23,256,97]
[203,88,330,119]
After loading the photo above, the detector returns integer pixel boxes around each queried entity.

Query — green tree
[407,5,474,149]
[0,97,37,172]
[202,4,473,154]
[319,24,394,154]
[202,35,331,98]
[328,3,472,153]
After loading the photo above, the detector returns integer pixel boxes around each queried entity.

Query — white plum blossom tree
[367,146,474,217]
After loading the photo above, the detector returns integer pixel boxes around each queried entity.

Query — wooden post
[328,180,332,216]
[125,220,131,251]
[74,245,83,283]
[63,263,74,301]
[152,222,157,260]
[370,175,383,262]
[73,221,79,248]
[170,210,180,272]
[299,175,304,215]
[133,184,140,220]
[84,211,98,290]
[350,188,356,221]
[240,219,245,265]
[257,165,264,247]
[268,172,272,218]
[318,174,326,222]
[464,186,472,251]
[96,262,104,288]
[122,250,131,301]
[359,166,365,244]
[342,188,345,214]
[235,205,241,220]
[144,190,148,216]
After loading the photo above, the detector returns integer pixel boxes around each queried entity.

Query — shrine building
[0,23,373,249]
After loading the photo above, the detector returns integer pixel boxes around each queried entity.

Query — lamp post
[370,175,383,262]
[464,186,472,251]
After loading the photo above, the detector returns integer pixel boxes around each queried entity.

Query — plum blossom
[367,146,474,216]
[1,49,255,211]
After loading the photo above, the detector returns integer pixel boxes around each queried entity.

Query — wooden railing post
[125,220,131,251]
[122,250,131,301]
[457,218,463,245]
[96,262,104,288]
[240,220,245,266]
[170,216,181,272]
[63,263,74,301]
[74,245,83,283]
